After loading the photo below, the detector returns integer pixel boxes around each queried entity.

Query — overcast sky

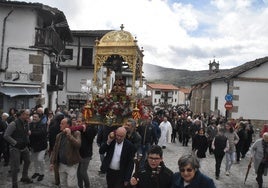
[21,0,268,70]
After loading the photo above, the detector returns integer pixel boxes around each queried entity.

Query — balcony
[33,28,65,53]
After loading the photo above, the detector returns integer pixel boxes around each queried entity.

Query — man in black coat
[130,145,173,188]
[29,112,48,181]
[99,126,135,188]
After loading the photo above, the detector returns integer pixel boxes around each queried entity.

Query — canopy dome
[98,24,137,47]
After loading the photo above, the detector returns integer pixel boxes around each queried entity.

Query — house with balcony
[0,1,72,112]
[146,83,180,108]
[57,30,110,110]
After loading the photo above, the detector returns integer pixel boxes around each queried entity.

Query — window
[154,98,157,103]
[155,90,161,95]
[64,49,73,60]
[82,48,93,67]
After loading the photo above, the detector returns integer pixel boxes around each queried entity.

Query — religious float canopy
[83,25,147,125]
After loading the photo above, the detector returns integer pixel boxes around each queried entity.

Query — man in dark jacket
[99,126,135,188]
[137,118,157,169]
[4,109,33,188]
[212,128,229,179]
[130,145,173,188]
[124,118,141,153]
[76,117,98,188]
[29,112,47,181]
[0,112,9,166]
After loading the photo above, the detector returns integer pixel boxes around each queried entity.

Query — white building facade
[0,1,72,112]
[191,57,268,126]
[147,83,180,107]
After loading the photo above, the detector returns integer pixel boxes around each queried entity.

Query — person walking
[29,112,48,182]
[49,117,81,187]
[171,114,179,143]
[192,128,208,168]
[130,145,173,188]
[212,128,229,179]
[137,117,157,169]
[76,117,98,188]
[158,117,172,149]
[235,121,247,163]
[4,109,33,188]
[250,132,268,188]
[99,126,136,188]
[0,112,9,166]
[206,120,218,155]
[181,116,192,147]
[224,122,239,176]
[241,120,254,158]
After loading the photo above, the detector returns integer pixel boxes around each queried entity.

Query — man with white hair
[250,132,268,188]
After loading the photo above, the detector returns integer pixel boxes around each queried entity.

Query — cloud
[21,0,268,71]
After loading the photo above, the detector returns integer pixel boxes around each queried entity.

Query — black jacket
[133,161,173,188]
[99,139,135,182]
[29,121,47,152]
[79,126,97,158]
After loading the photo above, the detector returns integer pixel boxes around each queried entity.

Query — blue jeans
[225,151,236,172]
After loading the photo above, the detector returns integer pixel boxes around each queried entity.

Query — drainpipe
[225,78,230,122]
[0,9,14,71]
[76,36,81,69]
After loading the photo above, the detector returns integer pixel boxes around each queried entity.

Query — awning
[0,87,40,97]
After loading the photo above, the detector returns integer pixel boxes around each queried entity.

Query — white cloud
[21,0,268,71]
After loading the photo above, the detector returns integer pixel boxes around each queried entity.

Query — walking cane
[244,157,252,184]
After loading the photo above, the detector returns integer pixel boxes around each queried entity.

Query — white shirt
[109,141,123,170]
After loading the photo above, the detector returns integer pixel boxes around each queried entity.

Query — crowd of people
[0,105,267,188]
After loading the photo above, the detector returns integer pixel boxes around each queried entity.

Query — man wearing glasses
[130,145,173,188]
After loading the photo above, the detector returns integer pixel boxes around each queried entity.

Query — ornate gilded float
[82,25,146,126]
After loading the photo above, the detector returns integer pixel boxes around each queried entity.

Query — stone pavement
[0,138,267,188]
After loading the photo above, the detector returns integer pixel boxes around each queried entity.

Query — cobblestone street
[0,138,267,188]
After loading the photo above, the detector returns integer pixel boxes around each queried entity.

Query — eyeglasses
[148,157,161,161]
[179,168,194,173]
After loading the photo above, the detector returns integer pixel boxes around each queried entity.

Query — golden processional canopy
[93,24,144,97]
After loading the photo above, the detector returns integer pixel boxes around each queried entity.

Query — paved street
[0,138,267,188]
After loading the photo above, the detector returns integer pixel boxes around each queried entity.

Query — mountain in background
[143,63,210,87]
